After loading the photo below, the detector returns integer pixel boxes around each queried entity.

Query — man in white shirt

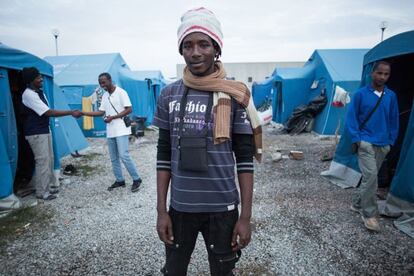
[82,72,142,192]
[21,67,82,200]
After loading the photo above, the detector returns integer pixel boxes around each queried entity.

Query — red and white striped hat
[177,7,223,54]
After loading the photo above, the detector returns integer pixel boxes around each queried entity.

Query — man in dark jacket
[22,67,82,200]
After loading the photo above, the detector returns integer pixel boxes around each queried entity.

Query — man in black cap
[21,67,82,200]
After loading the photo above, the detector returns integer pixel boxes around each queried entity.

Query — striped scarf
[183,61,262,162]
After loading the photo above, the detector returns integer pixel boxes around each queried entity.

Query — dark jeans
[162,208,241,276]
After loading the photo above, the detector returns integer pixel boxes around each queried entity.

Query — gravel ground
[1,125,413,275]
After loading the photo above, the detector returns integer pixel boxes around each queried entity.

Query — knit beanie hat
[22,67,40,84]
[177,7,223,54]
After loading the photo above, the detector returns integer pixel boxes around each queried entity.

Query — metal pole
[51,29,60,56]
[379,21,388,42]
[54,35,58,56]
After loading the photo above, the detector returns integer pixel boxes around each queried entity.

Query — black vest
[22,89,50,136]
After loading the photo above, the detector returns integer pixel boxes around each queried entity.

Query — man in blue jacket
[346,61,399,231]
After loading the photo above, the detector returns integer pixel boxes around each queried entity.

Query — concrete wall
[176,61,305,89]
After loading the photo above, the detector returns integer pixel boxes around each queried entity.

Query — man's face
[32,75,43,90]
[99,76,112,91]
[371,64,391,88]
[181,32,217,76]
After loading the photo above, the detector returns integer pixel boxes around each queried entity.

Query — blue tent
[52,83,89,157]
[44,54,154,137]
[253,49,368,134]
[252,76,274,108]
[272,66,315,124]
[322,30,414,238]
[119,68,156,126]
[0,43,88,207]
[133,70,168,87]
[133,70,169,124]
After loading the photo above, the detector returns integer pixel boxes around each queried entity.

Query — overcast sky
[1,0,413,78]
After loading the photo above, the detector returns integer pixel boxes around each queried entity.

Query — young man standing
[154,8,262,275]
[82,73,142,192]
[346,61,399,231]
[21,67,82,200]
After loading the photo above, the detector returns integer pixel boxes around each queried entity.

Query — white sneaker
[361,216,380,232]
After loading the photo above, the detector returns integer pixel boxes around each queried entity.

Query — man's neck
[371,84,384,92]
[108,85,116,94]
[29,85,41,92]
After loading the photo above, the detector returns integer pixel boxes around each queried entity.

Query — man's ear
[179,42,183,56]
[214,47,221,59]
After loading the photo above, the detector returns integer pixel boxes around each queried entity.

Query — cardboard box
[289,150,304,160]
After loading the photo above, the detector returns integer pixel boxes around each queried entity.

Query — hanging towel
[332,85,350,107]
[82,96,94,130]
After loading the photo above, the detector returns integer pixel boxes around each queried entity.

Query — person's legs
[374,145,390,175]
[115,135,140,181]
[162,208,199,275]
[47,134,58,188]
[202,209,240,276]
[26,134,53,198]
[107,137,124,182]
[354,141,380,218]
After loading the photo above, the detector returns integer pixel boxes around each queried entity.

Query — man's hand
[104,115,114,123]
[72,110,82,118]
[352,141,361,154]
[231,217,251,251]
[157,211,174,245]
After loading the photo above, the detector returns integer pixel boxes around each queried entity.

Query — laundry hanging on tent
[332,85,351,107]
[82,95,95,130]
[284,89,328,134]
[257,96,273,125]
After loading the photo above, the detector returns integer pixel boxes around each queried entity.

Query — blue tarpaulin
[252,76,274,108]
[52,83,89,158]
[272,66,315,124]
[133,70,169,109]
[119,68,155,124]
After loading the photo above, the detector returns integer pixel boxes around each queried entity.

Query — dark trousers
[162,208,241,276]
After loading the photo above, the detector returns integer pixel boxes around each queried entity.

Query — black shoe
[131,178,142,193]
[63,164,77,175]
[50,189,59,195]
[108,181,126,191]
[36,194,57,201]
[16,188,36,197]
